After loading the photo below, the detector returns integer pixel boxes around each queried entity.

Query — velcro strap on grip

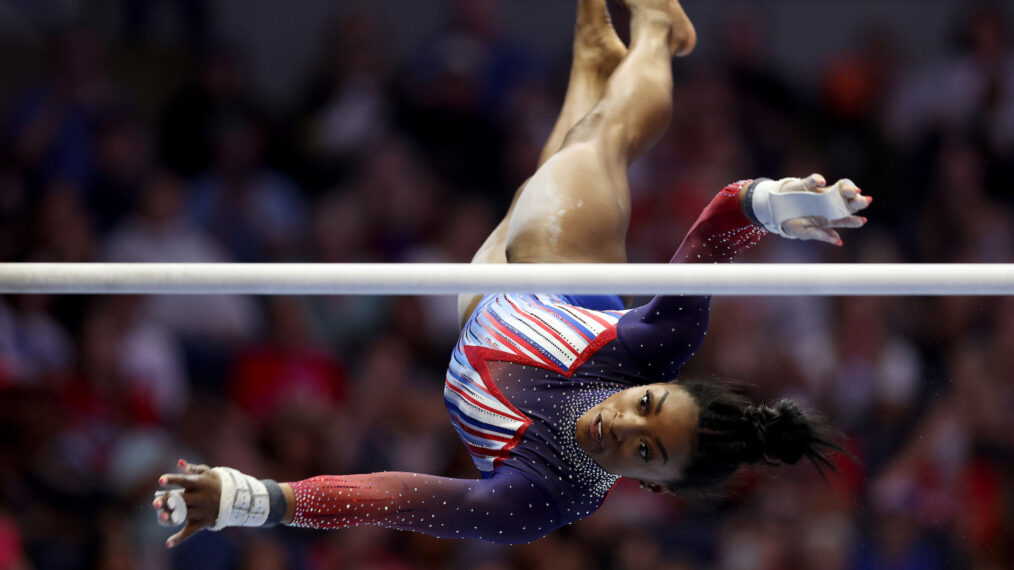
[210,467,270,530]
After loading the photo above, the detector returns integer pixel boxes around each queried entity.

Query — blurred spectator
[4,29,120,189]
[356,136,444,261]
[159,46,259,177]
[852,510,948,570]
[0,511,29,570]
[350,335,455,476]
[719,7,798,176]
[406,196,499,341]
[886,4,1014,152]
[69,296,187,425]
[229,297,347,424]
[398,0,535,198]
[188,109,307,262]
[29,180,97,262]
[918,137,1013,263]
[122,0,211,50]
[103,172,260,349]
[830,297,923,469]
[799,511,855,570]
[302,188,394,353]
[715,515,787,570]
[0,166,29,262]
[817,30,901,224]
[85,108,154,233]
[297,9,393,190]
[0,294,74,387]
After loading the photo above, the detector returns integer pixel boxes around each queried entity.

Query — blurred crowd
[0,1,1013,569]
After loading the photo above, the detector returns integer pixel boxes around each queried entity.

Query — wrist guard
[210,467,272,530]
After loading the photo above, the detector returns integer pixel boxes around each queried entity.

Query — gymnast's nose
[610,411,642,443]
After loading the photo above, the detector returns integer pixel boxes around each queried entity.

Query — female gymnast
[153,0,872,546]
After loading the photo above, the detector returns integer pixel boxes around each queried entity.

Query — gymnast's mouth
[587,413,604,452]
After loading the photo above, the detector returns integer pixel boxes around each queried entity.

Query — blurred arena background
[0,0,1012,568]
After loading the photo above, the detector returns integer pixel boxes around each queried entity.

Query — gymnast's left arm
[669,174,871,265]
[615,175,872,378]
[154,460,561,546]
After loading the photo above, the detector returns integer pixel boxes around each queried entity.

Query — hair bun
[745,401,808,465]
[673,378,845,492]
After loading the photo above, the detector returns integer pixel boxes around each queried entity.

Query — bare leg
[504,0,694,264]
[538,0,627,167]
[458,0,629,324]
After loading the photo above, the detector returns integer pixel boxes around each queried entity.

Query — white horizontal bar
[0,263,1012,296]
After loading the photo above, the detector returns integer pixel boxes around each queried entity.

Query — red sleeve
[670,180,767,264]
[286,467,560,545]
[616,181,766,380]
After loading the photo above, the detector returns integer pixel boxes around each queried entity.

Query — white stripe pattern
[445,294,625,472]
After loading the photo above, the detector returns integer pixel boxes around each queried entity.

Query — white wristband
[750,178,853,238]
[210,467,271,530]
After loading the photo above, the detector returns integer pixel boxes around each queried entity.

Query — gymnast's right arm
[615,175,872,379]
[153,460,561,546]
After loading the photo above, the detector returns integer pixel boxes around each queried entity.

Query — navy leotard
[288,181,767,543]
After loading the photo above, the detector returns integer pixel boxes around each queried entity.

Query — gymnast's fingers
[839,179,859,199]
[847,193,873,213]
[783,218,842,245]
[801,173,827,192]
[153,492,171,525]
[156,508,177,526]
[836,179,873,213]
[179,458,211,475]
[802,225,842,245]
[166,519,207,549]
[160,473,202,490]
[828,215,866,229]
[164,471,221,522]
[153,489,189,527]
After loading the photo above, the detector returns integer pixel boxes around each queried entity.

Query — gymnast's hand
[153,459,221,548]
[745,174,873,245]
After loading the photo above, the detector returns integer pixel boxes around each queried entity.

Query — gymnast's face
[575,383,698,489]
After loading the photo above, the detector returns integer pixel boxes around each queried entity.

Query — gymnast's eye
[640,391,651,412]
[639,440,652,462]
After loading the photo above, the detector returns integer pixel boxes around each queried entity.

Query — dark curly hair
[667,378,845,492]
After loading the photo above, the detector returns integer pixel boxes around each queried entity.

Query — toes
[670,1,697,56]
[573,3,627,74]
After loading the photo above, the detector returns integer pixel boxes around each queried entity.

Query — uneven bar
[0,263,1012,296]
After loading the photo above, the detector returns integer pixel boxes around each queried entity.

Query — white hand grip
[752,178,853,237]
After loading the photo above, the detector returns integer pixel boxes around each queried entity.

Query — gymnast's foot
[618,0,697,56]
[574,0,628,81]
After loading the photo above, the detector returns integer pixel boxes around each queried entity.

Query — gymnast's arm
[616,176,871,378]
[154,460,562,546]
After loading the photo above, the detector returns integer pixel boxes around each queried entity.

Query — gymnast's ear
[638,481,675,495]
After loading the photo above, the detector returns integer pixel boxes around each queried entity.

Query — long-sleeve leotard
[617,180,766,379]
[285,181,766,544]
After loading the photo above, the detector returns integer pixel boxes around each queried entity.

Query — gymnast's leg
[537,0,628,168]
[458,0,630,324]
[503,0,695,265]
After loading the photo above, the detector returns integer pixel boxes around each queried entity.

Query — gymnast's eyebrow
[655,389,669,415]
[655,437,669,465]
